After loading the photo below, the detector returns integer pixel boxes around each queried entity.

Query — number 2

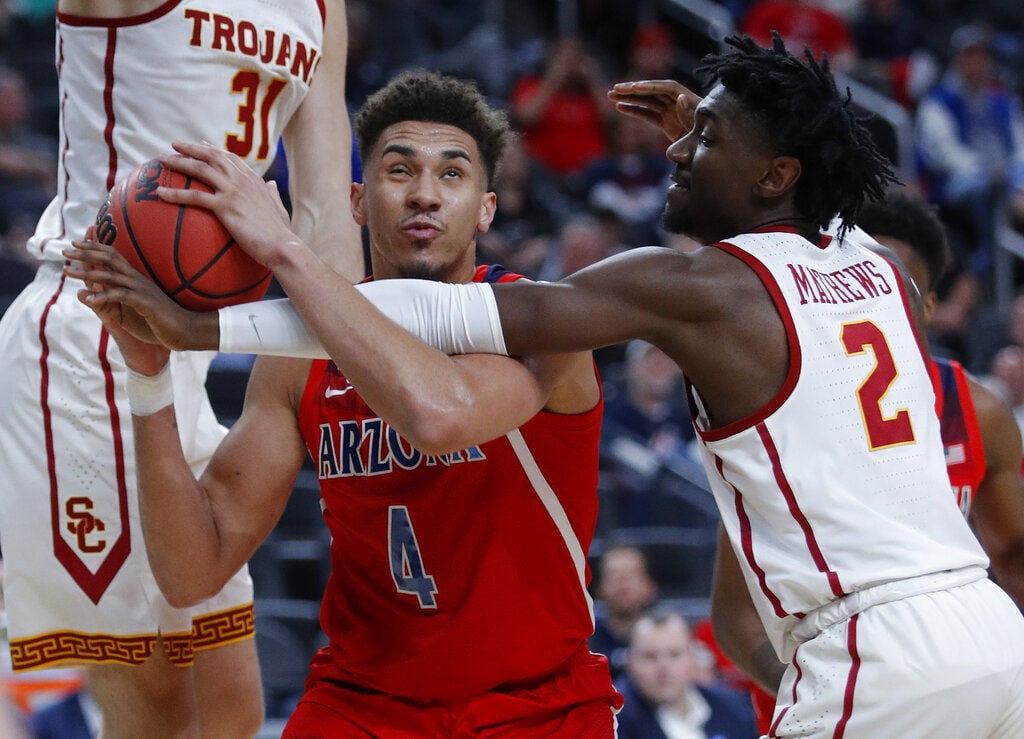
[841,320,915,450]
[388,506,438,608]
[226,71,286,160]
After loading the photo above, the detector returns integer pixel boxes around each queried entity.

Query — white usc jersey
[691,228,988,660]
[30,0,325,261]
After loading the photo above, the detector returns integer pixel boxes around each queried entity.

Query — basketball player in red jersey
[69,70,621,736]
[75,35,1024,736]
[0,1,361,736]
[856,188,1024,608]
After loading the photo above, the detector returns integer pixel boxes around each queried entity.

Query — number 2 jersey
[30,0,324,263]
[296,265,606,700]
[689,228,989,661]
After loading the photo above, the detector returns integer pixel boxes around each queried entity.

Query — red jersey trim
[834,614,862,738]
[693,240,802,442]
[716,454,790,619]
[59,0,183,27]
[757,422,844,598]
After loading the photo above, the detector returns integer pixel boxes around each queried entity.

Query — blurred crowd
[4,0,1024,734]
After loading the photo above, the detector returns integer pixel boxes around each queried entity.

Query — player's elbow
[403,412,469,456]
[399,399,477,457]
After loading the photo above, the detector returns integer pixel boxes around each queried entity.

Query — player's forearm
[989,546,1024,610]
[132,410,232,607]
[262,245,533,453]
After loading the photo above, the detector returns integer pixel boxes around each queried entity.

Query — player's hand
[156,141,296,269]
[608,80,701,142]
[62,239,212,353]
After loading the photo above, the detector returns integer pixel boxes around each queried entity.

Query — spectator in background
[584,113,672,247]
[27,684,100,739]
[622,23,677,82]
[477,135,569,279]
[0,66,55,234]
[509,37,614,196]
[989,343,1024,439]
[603,340,693,464]
[915,23,1024,283]
[850,0,933,107]
[537,211,626,282]
[590,545,658,680]
[615,612,760,739]
[740,0,857,72]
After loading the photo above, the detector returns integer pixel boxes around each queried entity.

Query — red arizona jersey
[930,356,985,515]
[296,265,603,700]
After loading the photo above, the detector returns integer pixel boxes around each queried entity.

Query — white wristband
[125,363,174,416]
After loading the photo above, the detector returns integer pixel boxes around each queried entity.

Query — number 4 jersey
[30,0,324,262]
[296,265,606,700]
[689,227,988,661]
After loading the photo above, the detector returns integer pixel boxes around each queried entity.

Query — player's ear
[754,155,801,199]
[477,192,497,234]
[350,182,368,226]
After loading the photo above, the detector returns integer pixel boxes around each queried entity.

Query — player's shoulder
[965,370,1019,440]
[58,0,164,19]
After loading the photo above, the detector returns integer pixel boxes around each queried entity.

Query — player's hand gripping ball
[94,157,271,311]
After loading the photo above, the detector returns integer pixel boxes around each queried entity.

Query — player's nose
[406,173,442,211]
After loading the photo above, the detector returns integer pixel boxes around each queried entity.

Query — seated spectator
[477,136,569,278]
[509,37,614,195]
[740,0,857,72]
[915,24,1024,281]
[850,0,933,106]
[584,114,672,247]
[0,66,56,231]
[590,544,658,679]
[27,685,100,739]
[615,612,760,739]
[537,211,626,282]
[622,23,676,82]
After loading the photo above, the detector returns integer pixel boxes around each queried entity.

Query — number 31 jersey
[690,228,988,661]
[30,0,324,262]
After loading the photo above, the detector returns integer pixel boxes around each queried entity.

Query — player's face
[663,85,774,244]
[354,121,497,282]
[873,234,937,323]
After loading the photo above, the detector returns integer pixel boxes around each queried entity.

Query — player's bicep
[494,248,680,356]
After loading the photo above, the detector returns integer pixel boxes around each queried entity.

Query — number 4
[841,320,915,450]
[388,506,438,608]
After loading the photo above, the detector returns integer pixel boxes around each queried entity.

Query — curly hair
[856,187,951,291]
[697,34,898,234]
[355,70,510,189]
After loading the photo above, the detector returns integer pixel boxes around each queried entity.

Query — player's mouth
[402,217,444,240]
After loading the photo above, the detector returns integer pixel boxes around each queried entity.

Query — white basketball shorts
[0,262,253,672]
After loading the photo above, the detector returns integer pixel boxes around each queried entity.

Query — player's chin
[662,198,694,237]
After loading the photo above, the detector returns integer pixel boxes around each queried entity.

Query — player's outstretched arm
[968,375,1024,609]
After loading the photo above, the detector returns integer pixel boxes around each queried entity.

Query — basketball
[94,157,271,311]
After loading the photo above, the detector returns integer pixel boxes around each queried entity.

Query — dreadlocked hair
[697,34,898,234]
[356,70,510,189]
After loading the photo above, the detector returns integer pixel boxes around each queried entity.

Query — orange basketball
[94,157,271,311]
